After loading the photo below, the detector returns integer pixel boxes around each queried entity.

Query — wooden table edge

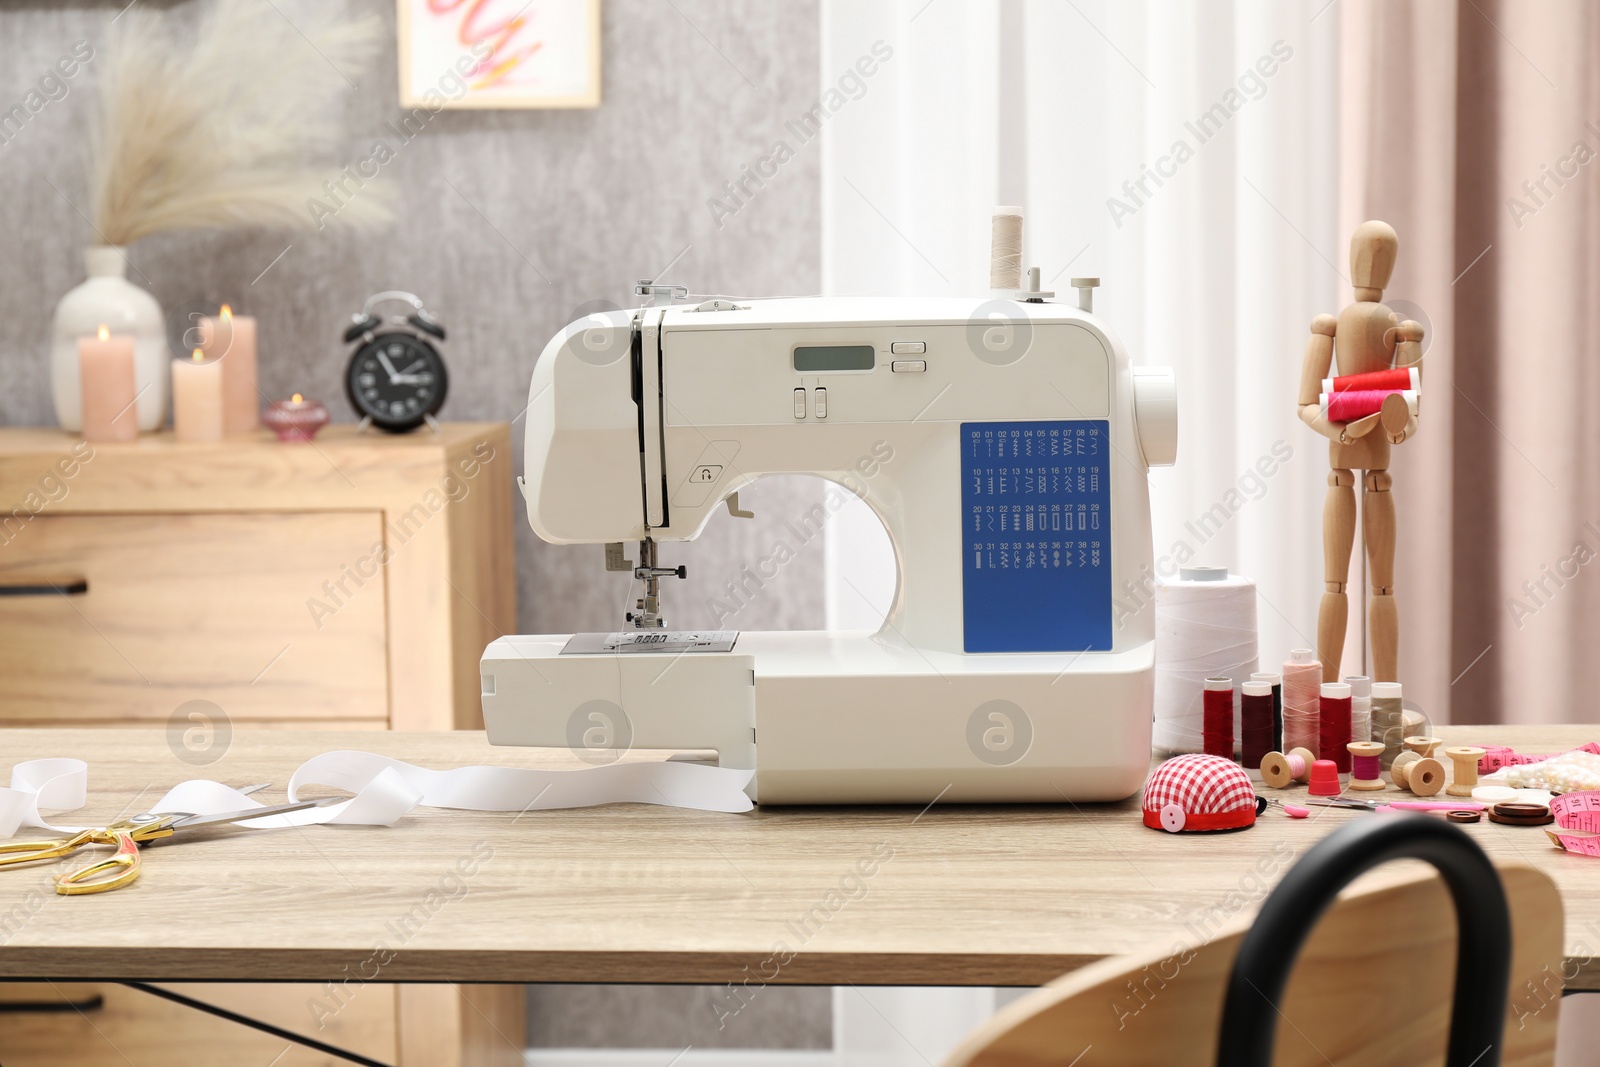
[0,949,1102,987]
[4,949,1597,991]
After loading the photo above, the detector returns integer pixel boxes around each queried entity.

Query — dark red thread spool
[1240,681,1275,770]
[1253,671,1284,752]
[1202,677,1235,760]
[1319,681,1353,772]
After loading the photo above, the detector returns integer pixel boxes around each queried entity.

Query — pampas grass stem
[91,0,393,245]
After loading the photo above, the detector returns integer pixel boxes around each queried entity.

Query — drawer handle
[0,576,88,597]
[0,993,105,1013]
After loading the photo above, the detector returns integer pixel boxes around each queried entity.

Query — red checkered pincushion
[1142,753,1258,832]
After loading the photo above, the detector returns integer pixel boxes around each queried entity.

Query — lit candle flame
[220,304,233,320]
[191,348,205,363]
[97,325,109,341]
[291,393,304,404]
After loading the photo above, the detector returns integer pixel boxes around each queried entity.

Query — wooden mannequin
[1297,221,1423,683]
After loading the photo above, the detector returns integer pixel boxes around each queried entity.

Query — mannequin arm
[1297,314,1352,442]
[1385,318,1424,443]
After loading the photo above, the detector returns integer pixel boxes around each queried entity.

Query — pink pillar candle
[78,325,138,442]
[201,305,259,433]
[172,348,224,442]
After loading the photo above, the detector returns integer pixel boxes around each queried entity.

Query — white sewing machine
[481,283,1177,803]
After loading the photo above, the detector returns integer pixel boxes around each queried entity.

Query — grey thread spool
[1370,681,1404,768]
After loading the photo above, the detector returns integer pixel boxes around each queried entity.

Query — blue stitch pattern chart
[960,420,1112,653]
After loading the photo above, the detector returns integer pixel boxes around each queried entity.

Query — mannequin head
[1350,220,1398,300]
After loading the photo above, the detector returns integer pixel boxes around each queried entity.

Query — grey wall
[0,0,827,638]
[0,0,829,1049]
[528,984,831,1050]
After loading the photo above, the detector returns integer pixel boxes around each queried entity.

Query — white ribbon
[0,758,91,836]
[0,752,755,837]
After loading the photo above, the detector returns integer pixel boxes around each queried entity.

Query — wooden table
[0,426,518,1065]
[2,726,1598,990]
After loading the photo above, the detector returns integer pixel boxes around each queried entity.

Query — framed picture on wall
[397,0,601,109]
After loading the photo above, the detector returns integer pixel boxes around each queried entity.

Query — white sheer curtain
[822,0,1346,674]
[821,8,1343,1059]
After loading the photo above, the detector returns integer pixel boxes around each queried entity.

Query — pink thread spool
[1260,747,1317,789]
[1347,741,1386,790]
[1283,650,1321,755]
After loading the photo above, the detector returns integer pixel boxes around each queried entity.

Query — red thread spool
[1325,366,1418,394]
[1319,682,1352,771]
[1308,759,1342,796]
[1240,681,1274,770]
[1202,677,1235,760]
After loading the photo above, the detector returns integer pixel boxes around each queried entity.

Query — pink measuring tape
[1547,792,1600,856]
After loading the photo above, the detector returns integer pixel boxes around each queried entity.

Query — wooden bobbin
[1260,747,1317,790]
[1445,746,1487,798]
[1390,751,1445,796]
[1402,709,1425,741]
[1346,741,1387,790]
[1404,735,1442,758]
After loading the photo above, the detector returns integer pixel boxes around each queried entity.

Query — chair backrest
[943,862,1563,1067]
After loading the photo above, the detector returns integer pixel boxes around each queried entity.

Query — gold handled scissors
[0,785,340,895]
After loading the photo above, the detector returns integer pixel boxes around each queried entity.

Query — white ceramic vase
[51,246,167,432]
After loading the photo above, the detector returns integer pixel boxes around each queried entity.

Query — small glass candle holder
[262,394,330,442]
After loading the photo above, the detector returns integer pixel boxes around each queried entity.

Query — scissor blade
[1306,796,1381,811]
[168,796,343,830]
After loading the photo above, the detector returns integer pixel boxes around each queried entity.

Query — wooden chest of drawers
[0,424,523,1066]
[0,424,514,730]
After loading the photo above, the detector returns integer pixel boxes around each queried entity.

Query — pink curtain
[1341,0,1600,727]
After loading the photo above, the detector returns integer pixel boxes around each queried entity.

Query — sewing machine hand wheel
[1216,816,1512,1067]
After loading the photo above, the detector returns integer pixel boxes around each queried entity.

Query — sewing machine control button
[793,388,806,419]
[891,359,927,373]
[814,388,827,418]
[671,441,741,510]
[891,341,926,355]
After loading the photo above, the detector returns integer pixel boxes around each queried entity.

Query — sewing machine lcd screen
[793,345,876,373]
[961,420,1112,653]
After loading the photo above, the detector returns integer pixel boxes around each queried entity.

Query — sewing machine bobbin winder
[482,244,1178,804]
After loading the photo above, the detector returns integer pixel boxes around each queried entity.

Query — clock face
[345,332,448,432]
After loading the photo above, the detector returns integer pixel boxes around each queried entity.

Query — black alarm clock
[342,291,449,432]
